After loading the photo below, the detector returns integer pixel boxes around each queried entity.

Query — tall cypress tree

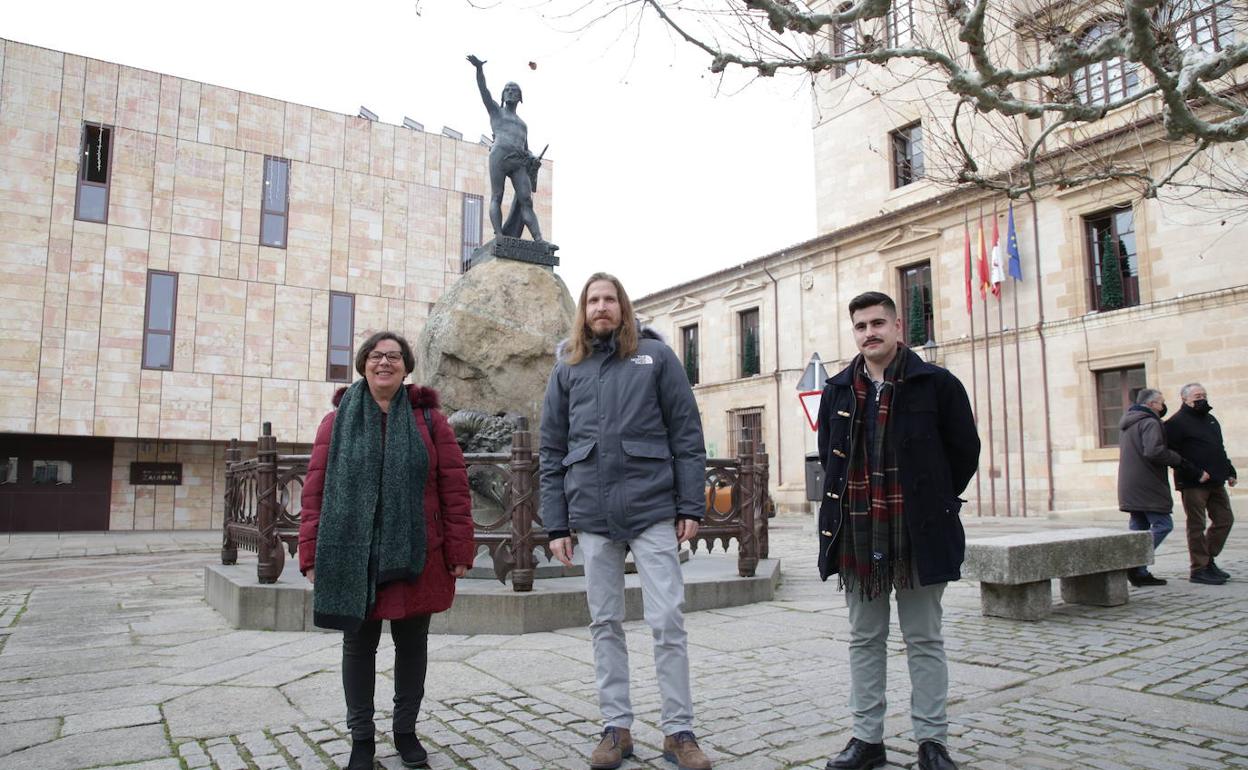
[1099,228,1123,310]
[908,284,927,345]
[742,328,759,376]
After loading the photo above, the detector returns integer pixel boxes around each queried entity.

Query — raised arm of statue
[467,55,499,119]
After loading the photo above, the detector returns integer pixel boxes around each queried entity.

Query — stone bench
[961,528,1152,620]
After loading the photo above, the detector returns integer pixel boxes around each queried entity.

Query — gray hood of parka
[539,324,706,541]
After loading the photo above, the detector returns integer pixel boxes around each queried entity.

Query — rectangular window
[899,261,934,346]
[461,193,484,272]
[832,16,860,79]
[327,292,355,382]
[1085,207,1139,312]
[32,460,73,486]
[1096,365,1146,447]
[0,457,16,484]
[730,407,765,453]
[1176,0,1234,53]
[261,156,290,248]
[738,308,761,378]
[887,0,915,46]
[891,122,924,188]
[681,324,700,386]
[75,123,113,223]
[142,271,178,370]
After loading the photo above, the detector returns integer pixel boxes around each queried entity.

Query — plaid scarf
[839,347,910,600]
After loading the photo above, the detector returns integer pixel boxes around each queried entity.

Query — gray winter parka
[1117,405,1192,514]
[539,327,706,541]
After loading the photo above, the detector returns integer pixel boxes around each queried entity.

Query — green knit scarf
[313,380,428,631]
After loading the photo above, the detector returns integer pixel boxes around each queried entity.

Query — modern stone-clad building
[0,38,553,532]
[634,3,1246,517]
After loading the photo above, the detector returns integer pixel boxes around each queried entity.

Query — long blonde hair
[564,272,639,365]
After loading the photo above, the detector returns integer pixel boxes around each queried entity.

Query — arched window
[1073,22,1141,107]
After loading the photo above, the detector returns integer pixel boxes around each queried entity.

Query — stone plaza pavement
[1,516,1245,770]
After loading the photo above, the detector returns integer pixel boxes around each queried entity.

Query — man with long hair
[540,273,712,770]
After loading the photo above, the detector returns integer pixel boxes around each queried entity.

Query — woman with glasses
[299,330,475,769]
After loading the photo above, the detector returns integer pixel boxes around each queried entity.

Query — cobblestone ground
[0,516,1245,770]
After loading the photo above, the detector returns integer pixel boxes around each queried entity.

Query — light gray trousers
[845,576,949,745]
[578,520,694,736]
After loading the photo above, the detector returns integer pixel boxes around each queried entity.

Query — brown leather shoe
[663,731,712,770]
[590,726,633,770]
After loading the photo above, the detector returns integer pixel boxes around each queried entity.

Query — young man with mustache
[816,292,980,770]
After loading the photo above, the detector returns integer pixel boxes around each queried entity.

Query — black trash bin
[804,452,824,502]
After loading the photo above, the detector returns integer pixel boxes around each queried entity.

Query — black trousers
[342,615,431,741]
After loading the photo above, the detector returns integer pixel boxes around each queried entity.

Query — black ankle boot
[394,732,429,768]
[346,738,375,770]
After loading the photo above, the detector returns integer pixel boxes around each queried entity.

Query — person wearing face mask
[1165,382,1238,585]
[1117,388,1207,587]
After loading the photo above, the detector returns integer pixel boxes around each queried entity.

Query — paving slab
[0,517,1245,769]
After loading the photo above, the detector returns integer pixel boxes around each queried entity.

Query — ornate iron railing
[222,420,770,587]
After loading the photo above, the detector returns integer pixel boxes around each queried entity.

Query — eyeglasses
[366,351,404,364]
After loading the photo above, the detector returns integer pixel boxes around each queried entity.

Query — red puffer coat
[298,384,476,619]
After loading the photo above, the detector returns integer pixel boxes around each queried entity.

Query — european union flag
[1007,203,1023,281]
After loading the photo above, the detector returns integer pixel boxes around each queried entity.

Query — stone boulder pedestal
[416,258,574,423]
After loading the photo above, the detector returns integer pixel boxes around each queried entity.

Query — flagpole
[965,210,982,516]
[994,205,1012,517]
[979,207,997,517]
[1009,205,1028,516]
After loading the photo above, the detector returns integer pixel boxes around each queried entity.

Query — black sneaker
[394,732,429,768]
[1128,571,1167,587]
[826,737,886,770]
[1190,566,1228,585]
[1208,559,1231,580]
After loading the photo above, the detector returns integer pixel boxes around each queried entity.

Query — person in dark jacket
[299,331,475,770]
[817,292,979,770]
[1117,388,1206,587]
[540,273,712,770]
[1166,382,1237,585]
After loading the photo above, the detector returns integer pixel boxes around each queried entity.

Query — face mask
[1158,405,1168,418]
[1192,399,1211,413]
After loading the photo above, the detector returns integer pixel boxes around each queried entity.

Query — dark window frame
[75,122,114,223]
[326,292,356,383]
[890,122,925,188]
[1084,206,1140,312]
[461,193,484,272]
[1173,0,1235,52]
[1095,365,1147,447]
[887,0,915,46]
[899,260,935,346]
[1072,21,1141,106]
[738,308,761,378]
[141,270,179,371]
[729,407,766,454]
[680,323,700,386]
[260,155,290,249]
[831,3,860,79]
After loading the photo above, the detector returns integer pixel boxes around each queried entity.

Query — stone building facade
[635,4,1246,516]
[0,38,553,531]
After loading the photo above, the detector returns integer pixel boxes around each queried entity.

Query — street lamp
[921,339,939,363]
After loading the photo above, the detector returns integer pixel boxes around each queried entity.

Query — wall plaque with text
[130,462,183,485]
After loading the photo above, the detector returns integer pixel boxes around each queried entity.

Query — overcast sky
[4,0,816,299]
